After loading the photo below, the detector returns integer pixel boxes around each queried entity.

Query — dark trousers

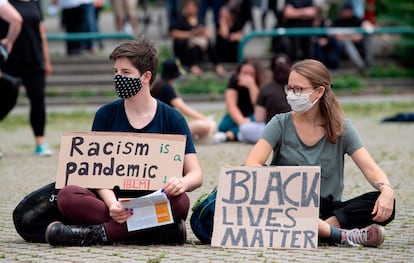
[320,191,396,229]
[61,5,89,55]
[0,67,46,137]
[57,185,190,242]
[173,40,220,69]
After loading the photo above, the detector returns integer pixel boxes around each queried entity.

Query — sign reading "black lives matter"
[55,132,186,191]
[212,166,321,249]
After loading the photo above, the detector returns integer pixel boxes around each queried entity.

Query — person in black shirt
[151,57,216,141]
[238,53,292,143]
[214,58,265,143]
[283,0,317,61]
[0,0,53,156]
[170,0,226,76]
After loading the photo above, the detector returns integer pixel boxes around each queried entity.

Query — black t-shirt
[226,74,254,117]
[256,81,291,123]
[284,0,314,27]
[151,79,178,107]
[0,0,44,72]
[333,16,362,27]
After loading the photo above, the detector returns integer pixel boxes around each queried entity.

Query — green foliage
[376,0,414,26]
[176,75,227,95]
[376,0,414,67]
[331,75,362,90]
[366,64,414,78]
[342,101,414,115]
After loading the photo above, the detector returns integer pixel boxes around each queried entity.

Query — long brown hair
[291,59,344,143]
[236,58,265,87]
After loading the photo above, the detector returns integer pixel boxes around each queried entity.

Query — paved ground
[1,95,414,262]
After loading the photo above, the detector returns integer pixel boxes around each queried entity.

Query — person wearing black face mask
[43,39,203,247]
[113,74,143,99]
[238,54,292,143]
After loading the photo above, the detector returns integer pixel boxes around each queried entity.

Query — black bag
[12,182,67,243]
[0,43,21,121]
[190,187,217,244]
[0,72,20,121]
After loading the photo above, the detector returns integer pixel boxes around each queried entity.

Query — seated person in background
[245,59,395,248]
[214,58,265,143]
[239,53,292,143]
[170,0,226,76]
[151,57,216,141]
[332,3,374,71]
[312,2,340,70]
[283,0,317,61]
[215,0,252,62]
[45,39,203,246]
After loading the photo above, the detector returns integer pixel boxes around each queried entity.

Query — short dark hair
[109,38,158,84]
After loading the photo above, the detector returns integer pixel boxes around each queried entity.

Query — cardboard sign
[56,132,186,190]
[211,166,321,249]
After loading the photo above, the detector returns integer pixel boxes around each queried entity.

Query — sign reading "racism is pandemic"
[56,132,186,191]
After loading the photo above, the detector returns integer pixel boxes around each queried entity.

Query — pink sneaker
[344,224,385,247]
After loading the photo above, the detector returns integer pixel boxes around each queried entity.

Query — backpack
[0,73,20,121]
[190,187,217,244]
[12,182,68,243]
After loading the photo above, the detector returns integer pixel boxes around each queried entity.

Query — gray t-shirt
[261,112,363,201]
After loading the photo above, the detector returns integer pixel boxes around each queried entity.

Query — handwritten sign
[211,166,320,249]
[56,132,186,190]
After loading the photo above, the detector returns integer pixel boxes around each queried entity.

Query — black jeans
[320,191,396,229]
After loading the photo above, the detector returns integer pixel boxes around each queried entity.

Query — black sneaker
[128,219,187,245]
[173,219,187,244]
[45,221,109,246]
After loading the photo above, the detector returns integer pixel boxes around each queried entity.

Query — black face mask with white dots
[113,74,143,99]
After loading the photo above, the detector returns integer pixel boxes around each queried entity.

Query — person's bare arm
[284,4,317,20]
[244,139,273,166]
[254,105,267,123]
[0,2,22,53]
[39,22,52,77]
[171,97,206,120]
[351,147,394,222]
[163,153,203,196]
[226,89,249,125]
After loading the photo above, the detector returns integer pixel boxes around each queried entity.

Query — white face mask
[286,89,319,114]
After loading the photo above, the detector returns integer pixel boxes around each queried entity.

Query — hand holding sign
[163,177,186,196]
[56,132,186,191]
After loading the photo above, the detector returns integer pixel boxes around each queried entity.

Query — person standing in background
[52,0,94,55]
[0,0,53,156]
[0,0,22,159]
[111,0,139,37]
